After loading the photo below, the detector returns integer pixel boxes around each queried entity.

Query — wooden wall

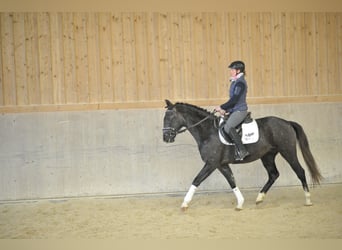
[0,12,341,112]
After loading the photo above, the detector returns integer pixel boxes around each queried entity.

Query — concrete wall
[0,102,341,201]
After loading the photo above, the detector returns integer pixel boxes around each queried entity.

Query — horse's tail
[289,121,323,185]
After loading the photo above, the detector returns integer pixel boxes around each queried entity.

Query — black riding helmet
[228,61,245,73]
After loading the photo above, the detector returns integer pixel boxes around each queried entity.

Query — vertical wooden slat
[98,13,114,103]
[1,13,17,105]
[157,13,171,100]
[215,13,228,100]
[134,13,149,101]
[304,13,318,96]
[86,13,100,103]
[248,13,262,97]
[62,13,77,103]
[24,13,41,105]
[13,13,28,105]
[261,13,273,97]
[316,13,329,95]
[122,12,137,102]
[37,12,53,104]
[193,13,209,100]
[294,13,307,95]
[169,12,183,100]
[74,13,89,103]
[326,13,339,95]
[0,14,3,105]
[283,13,297,96]
[204,13,217,99]
[271,12,284,97]
[146,12,160,101]
[111,13,125,103]
[337,13,342,94]
[50,13,65,104]
[181,13,194,100]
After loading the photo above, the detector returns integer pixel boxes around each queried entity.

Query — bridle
[163,110,216,136]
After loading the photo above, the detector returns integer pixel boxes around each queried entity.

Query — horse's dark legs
[181,162,216,210]
[256,152,279,204]
[218,164,245,210]
[280,151,313,205]
[218,164,236,188]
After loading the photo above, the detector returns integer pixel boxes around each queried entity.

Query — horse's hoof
[305,202,313,206]
[181,206,188,212]
[256,200,263,205]
[235,207,243,211]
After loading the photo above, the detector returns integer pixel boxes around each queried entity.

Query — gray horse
[162,100,322,211]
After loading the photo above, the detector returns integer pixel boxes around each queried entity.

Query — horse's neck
[183,111,212,143]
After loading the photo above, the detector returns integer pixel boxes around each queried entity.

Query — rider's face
[230,68,239,77]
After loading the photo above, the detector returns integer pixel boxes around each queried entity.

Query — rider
[215,60,250,160]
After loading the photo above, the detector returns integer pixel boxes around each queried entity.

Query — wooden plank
[111,13,125,103]
[157,13,171,100]
[303,13,318,96]
[169,12,183,100]
[1,13,17,105]
[98,13,114,102]
[338,13,342,94]
[146,12,160,101]
[215,13,228,100]
[204,13,217,100]
[326,13,339,94]
[13,13,28,105]
[271,12,285,97]
[294,13,307,96]
[316,13,329,95]
[0,14,3,105]
[62,13,77,103]
[261,13,273,97]
[180,13,194,100]
[74,13,89,103]
[24,13,41,105]
[191,13,207,100]
[283,12,296,96]
[239,12,250,73]
[50,13,65,104]
[37,12,53,104]
[248,13,262,97]
[121,12,137,102]
[133,12,149,101]
[86,13,100,103]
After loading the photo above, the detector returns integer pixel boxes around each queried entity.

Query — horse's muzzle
[163,127,176,143]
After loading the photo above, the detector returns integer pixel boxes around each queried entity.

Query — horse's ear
[165,99,173,109]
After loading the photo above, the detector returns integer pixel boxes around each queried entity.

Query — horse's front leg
[218,164,244,210]
[181,162,216,211]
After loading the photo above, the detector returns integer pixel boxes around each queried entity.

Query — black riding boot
[228,127,250,161]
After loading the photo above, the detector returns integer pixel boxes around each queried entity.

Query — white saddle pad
[219,119,259,145]
[241,120,259,144]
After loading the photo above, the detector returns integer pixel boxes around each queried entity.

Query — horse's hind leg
[280,150,313,206]
[257,151,279,204]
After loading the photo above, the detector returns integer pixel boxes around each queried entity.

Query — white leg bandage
[304,191,313,206]
[233,187,244,210]
[181,185,197,208]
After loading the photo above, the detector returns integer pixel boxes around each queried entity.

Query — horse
[162,100,323,211]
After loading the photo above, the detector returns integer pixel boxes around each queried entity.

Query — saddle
[219,112,257,145]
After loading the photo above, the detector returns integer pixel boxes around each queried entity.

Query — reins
[172,111,216,135]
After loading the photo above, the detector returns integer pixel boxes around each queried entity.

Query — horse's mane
[174,102,212,117]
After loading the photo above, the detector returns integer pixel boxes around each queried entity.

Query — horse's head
[163,100,186,143]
